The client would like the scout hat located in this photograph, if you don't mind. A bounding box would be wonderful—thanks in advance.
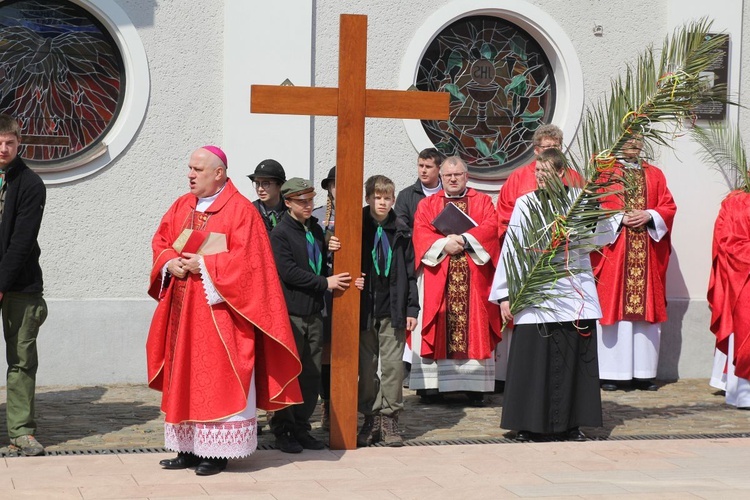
[281,177,316,200]
[248,159,286,182]
[321,166,336,190]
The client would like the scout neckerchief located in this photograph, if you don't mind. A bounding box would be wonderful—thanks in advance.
[305,224,322,275]
[372,224,392,277]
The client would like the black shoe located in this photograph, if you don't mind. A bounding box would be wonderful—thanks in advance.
[466,391,486,407]
[633,379,658,391]
[515,430,532,442]
[566,427,586,442]
[296,432,326,450]
[600,379,620,391]
[159,451,201,469]
[195,457,228,476]
[275,433,303,453]
[419,390,444,404]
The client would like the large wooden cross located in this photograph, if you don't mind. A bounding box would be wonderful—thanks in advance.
[251,13,449,450]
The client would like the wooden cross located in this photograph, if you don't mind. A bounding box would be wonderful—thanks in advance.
[251,13,449,450]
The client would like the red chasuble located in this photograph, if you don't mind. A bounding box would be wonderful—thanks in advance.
[708,191,750,379]
[592,162,676,325]
[146,179,302,424]
[497,161,583,241]
[413,188,501,360]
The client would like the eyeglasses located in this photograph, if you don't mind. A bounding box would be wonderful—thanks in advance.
[441,172,466,179]
[536,144,560,150]
[254,180,276,189]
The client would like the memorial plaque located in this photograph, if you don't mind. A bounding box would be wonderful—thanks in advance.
[694,33,729,121]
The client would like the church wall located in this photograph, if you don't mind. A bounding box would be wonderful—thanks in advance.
[1,0,226,385]
[9,0,746,385]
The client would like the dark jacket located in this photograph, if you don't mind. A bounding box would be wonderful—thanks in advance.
[270,212,329,317]
[0,156,45,294]
[359,207,419,330]
[394,179,426,230]
[252,199,287,233]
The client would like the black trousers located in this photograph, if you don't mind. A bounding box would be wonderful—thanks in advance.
[271,313,323,437]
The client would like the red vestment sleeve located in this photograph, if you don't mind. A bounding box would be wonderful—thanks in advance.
[708,191,750,378]
[497,163,537,241]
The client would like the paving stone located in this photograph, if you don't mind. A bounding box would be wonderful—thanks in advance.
[0,379,747,453]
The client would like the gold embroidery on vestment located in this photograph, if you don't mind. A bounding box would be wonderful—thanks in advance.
[445,199,471,356]
[623,168,648,319]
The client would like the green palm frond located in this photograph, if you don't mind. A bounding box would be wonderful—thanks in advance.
[505,19,729,317]
[504,166,622,315]
[691,122,750,192]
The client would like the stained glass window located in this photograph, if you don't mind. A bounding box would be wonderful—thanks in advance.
[416,15,556,180]
[0,0,125,170]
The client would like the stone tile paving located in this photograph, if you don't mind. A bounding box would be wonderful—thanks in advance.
[0,378,747,453]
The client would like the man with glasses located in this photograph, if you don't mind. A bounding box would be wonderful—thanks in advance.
[411,157,501,406]
[248,159,287,233]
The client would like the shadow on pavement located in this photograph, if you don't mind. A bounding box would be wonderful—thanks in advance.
[0,386,161,447]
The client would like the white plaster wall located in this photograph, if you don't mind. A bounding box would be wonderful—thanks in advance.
[0,0,225,385]
[41,0,224,299]
[311,0,667,206]
[6,0,746,385]
[310,0,739,380]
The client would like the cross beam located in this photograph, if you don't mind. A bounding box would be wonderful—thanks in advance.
[251,14,449,450]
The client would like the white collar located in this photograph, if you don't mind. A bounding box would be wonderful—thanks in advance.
[196,183,226,212]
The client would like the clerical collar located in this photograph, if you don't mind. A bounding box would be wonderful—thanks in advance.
[445,188,468,199]
[421,181,442,197]
[619,158,641,169]
[196,183,226,212]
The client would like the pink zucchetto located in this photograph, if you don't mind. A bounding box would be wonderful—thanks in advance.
[201,145,228,168]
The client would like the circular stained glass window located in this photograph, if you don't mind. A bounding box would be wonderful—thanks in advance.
[416,15,556,180]
[0,0,125,171]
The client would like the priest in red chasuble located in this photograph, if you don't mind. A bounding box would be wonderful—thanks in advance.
[146,146,302,475]
[592,137,676,392]
[410,156,501,405]
[707,190,750,409]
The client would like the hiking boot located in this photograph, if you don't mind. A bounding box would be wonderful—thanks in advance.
[356,415,380,447]
[380,414,404,447]
[9,435,45,456]
[321,400,330,431]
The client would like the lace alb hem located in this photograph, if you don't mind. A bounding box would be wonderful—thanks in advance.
[198,256,224,305]
[164,418,257,459]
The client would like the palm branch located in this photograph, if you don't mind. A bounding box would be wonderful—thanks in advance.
[691,122,750,192]
[504,19,729,317]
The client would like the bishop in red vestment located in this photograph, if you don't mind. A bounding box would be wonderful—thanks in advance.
[147,146,302,475]
[707,190,750,408]
[592,138,676,391]
[410,157,501,401]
